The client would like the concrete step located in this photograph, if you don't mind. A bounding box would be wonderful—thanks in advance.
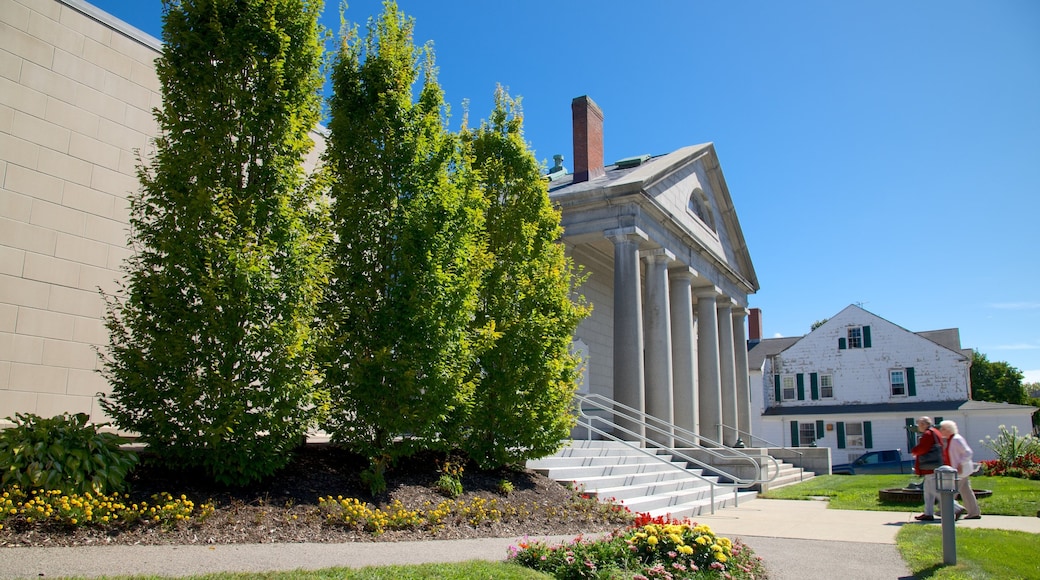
[528,440,769,519]
[531,459,688,482]
[642,490,759,519]
[587,474,721,502]
[527,452,674,469]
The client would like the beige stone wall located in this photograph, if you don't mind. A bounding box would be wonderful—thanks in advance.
[1,0,328,426]
[1,0,163,422]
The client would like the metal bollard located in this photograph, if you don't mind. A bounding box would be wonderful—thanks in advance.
[935,465,959,566]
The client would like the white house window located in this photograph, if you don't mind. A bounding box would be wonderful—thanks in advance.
[847,327,863,349]
[845,422,865,448]
[890,370,906,396]
[820,374,834,398]
[782,376,796,400]
[799,423,817,446]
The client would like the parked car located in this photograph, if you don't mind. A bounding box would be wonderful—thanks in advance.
[832,449,914,475]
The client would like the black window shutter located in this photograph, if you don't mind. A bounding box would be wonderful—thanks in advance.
[774,374,781,402]
[796,374,805,400]
[815,420,825,439]
[863,325,872,348]
[907,367,916,396]
[838,337,846,350]
[837,422,846,449]
[810,372,819,400]
[905,418,916,450]
[790,421,800,447]
[864,421,873,448]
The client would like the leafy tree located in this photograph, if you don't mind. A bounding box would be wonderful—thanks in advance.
[320,1,485,490]
[101,0,328,485]
[810,319,828,331]
[970,350,1026,404]
[457,89,590,468]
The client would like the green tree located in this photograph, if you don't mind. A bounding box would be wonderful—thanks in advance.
[101,0,328,485]
[457,89,590,468]
[320,1,485,489]
[810,319,828,331]
[970,350,1026,404]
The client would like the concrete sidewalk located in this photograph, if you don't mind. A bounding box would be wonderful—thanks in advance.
[3,499,1038,579]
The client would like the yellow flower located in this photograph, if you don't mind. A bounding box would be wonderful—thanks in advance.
[647,535,658,546]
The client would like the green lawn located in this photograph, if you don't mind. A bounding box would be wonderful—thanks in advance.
[760,474,1040,516]
[92,561,552,580]
[898,526,1040,579]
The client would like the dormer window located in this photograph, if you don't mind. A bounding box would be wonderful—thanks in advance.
[687,188,716,232]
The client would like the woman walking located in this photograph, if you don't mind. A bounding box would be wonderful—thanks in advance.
[939,420,981,520]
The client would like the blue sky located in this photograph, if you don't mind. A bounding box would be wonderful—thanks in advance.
[89,0,1040,384]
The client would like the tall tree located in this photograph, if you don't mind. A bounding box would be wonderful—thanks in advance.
[320,1,484,489]
[101,0,328,485]
[459,89,590,468]
[970,350,1026,404]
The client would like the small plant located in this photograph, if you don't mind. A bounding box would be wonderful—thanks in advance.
[0,413,138,496]
[360,454,391,496]
[980,425,1040,464]
[435,459,464,498]
[496,478,515,495]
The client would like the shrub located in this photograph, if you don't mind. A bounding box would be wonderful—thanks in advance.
[0,413,138,496]
[980,424,1040,464]
[980,453,1040,480]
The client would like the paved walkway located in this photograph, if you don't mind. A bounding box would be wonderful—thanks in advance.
[3,499,1039,579]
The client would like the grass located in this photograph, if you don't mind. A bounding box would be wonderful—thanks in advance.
[897,526,1040,579]
[759,474,1040,516]
[79,561,552,579]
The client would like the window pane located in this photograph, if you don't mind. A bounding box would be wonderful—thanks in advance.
[846,422,864,448]
[847,327,862,349]
[799,423,816,446]
[890,370,906,396]
[820,375,833,398]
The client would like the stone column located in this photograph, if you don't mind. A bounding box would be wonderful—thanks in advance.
[641,249,674,445]
[718,299,738,445]
[732,307,752,444]
[669,267,698,439]
[606,227,647,439]
[695,287,722,444]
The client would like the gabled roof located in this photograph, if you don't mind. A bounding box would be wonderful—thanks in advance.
[548,144,758,295]
[757,304,972,362]
[747,337,800,370]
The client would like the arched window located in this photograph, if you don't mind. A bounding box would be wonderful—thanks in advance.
[687,188,716,231]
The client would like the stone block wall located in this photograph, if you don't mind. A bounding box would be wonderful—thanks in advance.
[1,0,162,422]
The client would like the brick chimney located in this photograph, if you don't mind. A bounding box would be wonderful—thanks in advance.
[571,95,605,183]
[748,308,763,344]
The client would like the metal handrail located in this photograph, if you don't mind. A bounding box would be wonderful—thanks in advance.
[574,394,780,512]
[720,423,807,482]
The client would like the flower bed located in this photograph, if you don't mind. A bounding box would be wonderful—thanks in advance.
[509,512,766,579]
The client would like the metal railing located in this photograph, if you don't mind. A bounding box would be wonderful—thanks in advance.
[574,393,781,513]
[719,423,807,483]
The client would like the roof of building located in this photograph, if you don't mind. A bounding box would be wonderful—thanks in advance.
[762,398,1037,416]
[762,399,970,416]
[747,337,800,370]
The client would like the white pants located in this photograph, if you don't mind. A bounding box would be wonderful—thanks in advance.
[922,473,937,516]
